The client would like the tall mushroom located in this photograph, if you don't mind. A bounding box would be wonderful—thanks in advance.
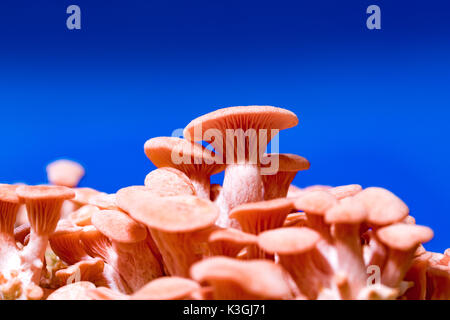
[376,223,433,288]
[229,198,294,258]
[16,185,75,298]
[123,194,219,277]
[325,196,368,299]
[261,153,310,200]
[184,106,298,227]
[144,137,225,199]
[257,227,334,299]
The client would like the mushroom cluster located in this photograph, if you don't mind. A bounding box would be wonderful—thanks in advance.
[0,106,448,300]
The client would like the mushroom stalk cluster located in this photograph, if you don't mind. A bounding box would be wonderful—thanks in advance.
[0,105,448,300]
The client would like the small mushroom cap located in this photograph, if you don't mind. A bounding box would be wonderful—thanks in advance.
[130,276,200,300]
[127,195,219,233]
[91,209,147,243]
[0,184,21,203]
[144,137,225,176]
[229,197,294,220]
[209,228,258,245]
[262,153,310,172]
[294,190,337,215]
[16,185,75,201]
[328,184,362,200]
[88,193,118,210]
[354,187,409,226]
[46,159,85,188]
[69,205,100,226]
[190,256,294,299]
[325,197,367,224]
[144,168,196,196]
[184,105,299,142]
[257,227,321,255]
[72,188,104,206]
[46,281,95,300]
[377,224,434,251]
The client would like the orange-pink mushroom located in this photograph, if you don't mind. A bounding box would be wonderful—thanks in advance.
[144,137,225,199]
[207,228,257,258]
[46,159,85,188]
[190,256,296,300]
[123,194,219,277]
[258,227,333,299]
[377,223,433,288]
[261,153,310,200]
[184,106,298,227]
[144,167,196,196]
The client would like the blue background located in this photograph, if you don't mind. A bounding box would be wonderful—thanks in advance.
[0,1,449,251]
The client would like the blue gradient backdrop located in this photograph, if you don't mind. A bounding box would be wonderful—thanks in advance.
[0,1,449,251]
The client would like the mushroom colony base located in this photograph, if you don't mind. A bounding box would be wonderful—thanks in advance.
[0,105,449,300]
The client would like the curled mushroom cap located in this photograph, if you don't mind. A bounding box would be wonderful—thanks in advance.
[325,197,367,225]
[88,193,118,210]
[377,224,434,252]
[208,228,258,257]
[261,153,310,199]
[128,195,219,233]
[144,167,196,196]
[229,198,293,234]
[49,223,86,264]
[184,106,298,142]
[327,184,362,200]
[258,227,321,255]
[354,187,409,226]
[72,188,104,206]
[46,160,85,188]
[16,185,75,235]
[144,137,225,199]
[294,190,337,215]
[91,209,147,244]
[190,256,295,300]
[46,281,95,300]
[130,277,200,300]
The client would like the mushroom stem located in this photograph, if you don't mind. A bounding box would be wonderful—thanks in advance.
[190,174,211,200]
[20,231,48,284]
[332,224,367,299]
[221,163,263,227]
[381,248,417,288]
[149,229,205,278]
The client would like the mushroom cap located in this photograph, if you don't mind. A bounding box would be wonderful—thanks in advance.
[208,228,257,245]
[262,153,310,172]
[69,205,100,226]
[46,281,95,300]
[184,105,299,142]
[46,159,85,188]
[144,168,196,196]
[72,188,104,206]
[325,197,367,224]
[88,193,118,210]
[16,185,75,201]
[91,209,147,243]
[294,190,337,215]
[144,137,225,176]
[377,224,434,251]
[229,197,294,220]
[127,195,219,233]
[257,227,321,255]
[190,256,294,299]
[0,184,21,203]
[354,187,409,226]
[130,276,200,300]
[328,184,362,200]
